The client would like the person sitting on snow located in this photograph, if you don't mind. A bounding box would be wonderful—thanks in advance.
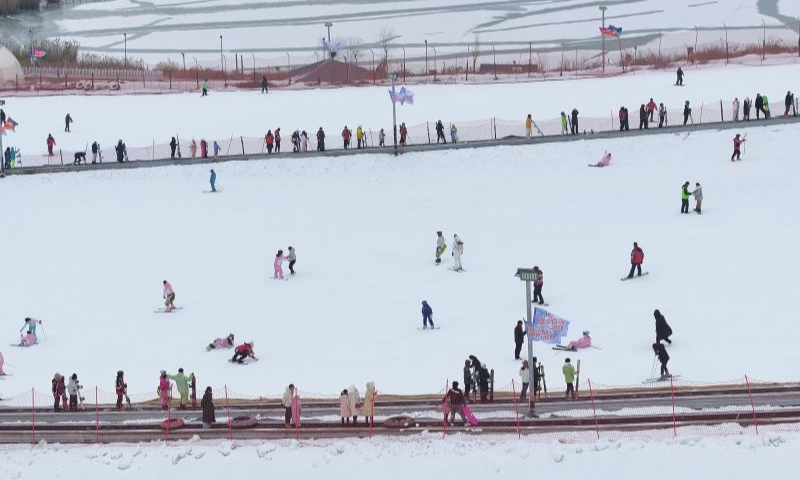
[207,334,235,351]
[566,331,592,350]
[590,152,612,167]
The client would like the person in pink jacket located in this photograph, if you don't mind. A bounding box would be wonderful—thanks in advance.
[162,280,175,311]
[273,250,287,280]
[567,331,592,350]
[158,371,171,410]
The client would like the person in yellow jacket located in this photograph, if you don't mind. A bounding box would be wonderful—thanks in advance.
[525,114,533,138]
[356,126,365,149]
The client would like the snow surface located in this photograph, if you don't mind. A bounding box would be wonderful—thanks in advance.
[1,432,800,479]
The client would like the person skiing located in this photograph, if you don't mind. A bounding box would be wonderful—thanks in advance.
[282,384,295,428]
[162,280,176,311]
[743,97,751,121]
[519,360,530,401]
[168,368,191,410]
[275,128,282,153]
[652,342,670,379]
[46,134,56,157]
[654,309,673,344]
[570,108,579,135]
[658,103,668,127]
[287,246,297,275]
[67,373,83,412]
[316,127,326,151]
[207,333,235,351]
[532,266,544,305]
[158,372,170,410]
[675,66,684,86]
[342,126,351,149]
[356,125,364,149]
[692,182,703,213]
[755,93,764,119]
[273,249,287,279]
[442,381,467,426]
[20,317,41,338]
[52,374,66,412]
[260,75,269,94]
[514,320,525,360]
[435,231,447,264]
[169,137,178,159]
[681,181,691,214]
[733,97,740,122]
[378,128,385,147]
[421,300,434,329]
[683,101,692,125]
[639,104,648,130]
[646,98,657,122]
[64,113,73,132]
[231,342,257,364]
[560,112,568,135]
[201,387,215,428]
[627,242,644,278]
[115,370,127,410]
[562,358,576,400]
[201,79,209,97]
[436,120,446,144]
[209,169,217,192]
[452,234,464,271]
[566,331,592,350]
[731,133,745,162]
[525,114,533,138]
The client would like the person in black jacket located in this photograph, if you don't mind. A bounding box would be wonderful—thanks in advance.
[683,101,692,125]
[570,108,579,135]
[477,365,490,403]
[514,320,526,360]
[201,387,215,428]
[675,66,684,86]
[654,309,673,344]
[115,140,125,163]
[261,75,269,94]
[639,104,648,129]
[169,137,177,159]
[755,94,764,119]
[652,343,670,379]
[463,360,473,402]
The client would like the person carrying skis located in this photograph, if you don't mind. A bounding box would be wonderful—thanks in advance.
[168,368,191,410]
[273,249,287,279]
[210,169,217,192]
[287,246,297,275]
[675,66,684,86]
[316,127,326,151]
[162,280,176,311]
[562,358,576,400]
[692,182,703,213]
[452,234,464,271]
[731,133,746,162]
[64,113,73,132]
[442,381,467,425]
[654,309,673,344]
[762,94,771,118]
[46,134,56,157]
[652,342,670,379]
[525,114,533,138]
[158,372,170,410]
[435,231,447,264]
[532,266,544,305]
[514,320,526,360]
[627,242,644,278]
[683,101,692,125]
[681,181,691,214]
[231,342,257,364]
[115,370,127,410]
[421,300,434,329]
[67,373,83,412]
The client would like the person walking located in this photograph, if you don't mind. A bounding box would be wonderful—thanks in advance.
[64,113,73,132]
[514,320,525,360]
[627,242,644,278]
[675,66,684,86]
[532,266,544,305]
[421,300,434,329]
[646,98,657,122]
[692,182,703,213]
[654,309,673,344]
[261,75,269,93]
[287,246,297,275]
[46,134,56,157]
[652,343,671,379]
[519,360,530,402]
[452,234,464,271]
[436,120,447,144]
[201,387,215,428]
[562,358,576,400]
[681,181,691,214]
[210,169,217,192]
[201,79,209,97]
[435,231,447,264]
[282,384,295,428]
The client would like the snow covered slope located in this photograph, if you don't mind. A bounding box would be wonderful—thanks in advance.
[0,120,797,397]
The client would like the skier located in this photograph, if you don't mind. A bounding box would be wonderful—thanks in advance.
[683,101,692,125]
[46,134,56,157]
[162,280,176,311]
[201,387,215,428]
[654,309,673,344]
[287,246,297,275]
[342,126,351,149]
[652,342,670,379]
[168,368,191,410]
[570,108,579,135]
[260,75,269,94]
[158,372,170,410]
[52,374,66,412]
[275,128,282,153]
[732,97,740,122]
[675,66,684,86]
[378,128,385,147]
[316,127,326,151]
[562,358,576,400]
[436,120,446,144]
[190,139,197,158]
[356,126,364,149]
[692,182,703,213]
[627,242,644,279]
[566,331,592,350]
[435,231,447,264]
[638,104,648,129]
[282,384,295,428]
[442,381,467,426]
[658,103,668,128]
[525,114,533,138]
[452,234,464,271]
[755,93,764,119]
[681,181,691,214]
[64,113,73,132]
[67,373,83,412]
[273,249,287,279]
[514,320,525,360]
[207,333,235,351]
[20,317,41,338]
[300,131,308,152]
[201,79,209,97]
[210,169,217,192]
[450,124,458,143]
[743,97,751,121]
[169,137,178,159]
[560,112,568,135]
[115,370,127,410]
[213,141,221,157]
[731,134,745,161]
[646,98,657,122]
[421,300,434,329]
[532,266,544,305]
[231,342,257,364]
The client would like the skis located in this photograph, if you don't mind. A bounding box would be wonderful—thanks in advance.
[154,306,183,313]
[552,345,576,352]
[417,327,441,331]
[620,272,649,281]
[531,302,550,307]
[228,359,256,365]
[448,267,466,272]
[642,375,680,384]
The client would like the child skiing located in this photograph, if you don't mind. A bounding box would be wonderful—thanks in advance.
[162,280,176,311]
[731,134,745,161]
[652,342,671,379]
[626,242,644,279]
[273,250,287,279]
[207,333,235,351]
[435,231,447,264]
[421,300,434,329]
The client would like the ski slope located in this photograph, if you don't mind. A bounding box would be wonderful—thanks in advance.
[0,119,798,398]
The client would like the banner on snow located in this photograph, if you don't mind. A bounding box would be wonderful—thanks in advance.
[526,307,570,344]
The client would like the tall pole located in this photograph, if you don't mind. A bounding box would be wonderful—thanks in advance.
[219,35,223,71]
[425,40,428,80]
[600,6,607,76]
[390,73,398,157]
[525,280,536,416]
[124,32,127,68]
[324,22,333,59]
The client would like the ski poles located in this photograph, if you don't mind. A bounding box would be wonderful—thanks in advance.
[37,320,47,342]
[649,356,658,380]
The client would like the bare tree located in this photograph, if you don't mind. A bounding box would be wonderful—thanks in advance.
[472,34,480,72]
[377,27,395,63]
[341,36,365,67]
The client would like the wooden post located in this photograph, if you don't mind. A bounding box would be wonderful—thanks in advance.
[745,375,760,434]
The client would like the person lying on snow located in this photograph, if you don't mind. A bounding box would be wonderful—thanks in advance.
[207,333,235,351]
[566,331,592,350]
[589,152,612,167]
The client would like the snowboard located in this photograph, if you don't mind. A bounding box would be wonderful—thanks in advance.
[620,272,649,281]
[154,306,183,313]
[462,404,479,426]
[642,375,680,384]
[417,326,441,331]
[448,267,466,272]
[9,343,35,348]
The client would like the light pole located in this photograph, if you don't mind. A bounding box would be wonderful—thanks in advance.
[599,6,607,76]
[324,22,333,58]
[370,49,375,83]
[515,268,539,416]
[181,52,186,71]
[389,72,398,157]
[219,35,223,71]
[432,45,437,82]
[123,32,127,68]
[424,40,428,79]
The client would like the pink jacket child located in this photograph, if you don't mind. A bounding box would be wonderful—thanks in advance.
[567,331,592,350]
[273,250,287,279]
[158,373,171,410]
[20,332,37,347]
[207,334,235,351]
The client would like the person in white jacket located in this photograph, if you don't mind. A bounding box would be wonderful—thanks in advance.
[348,385,361,425]
[732,98,740,122]
[452,234,464,271]
[67,373,83,412]
[282,384,295,428]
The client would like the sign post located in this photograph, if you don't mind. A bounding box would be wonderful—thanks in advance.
[515,268,537,416]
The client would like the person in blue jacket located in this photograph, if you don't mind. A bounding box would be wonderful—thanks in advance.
[421,301,434,329]
[209,169,217,192]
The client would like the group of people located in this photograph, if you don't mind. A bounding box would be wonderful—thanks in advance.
[433,231,465,271]
[273,247,297,279]
[51,373,83,412]
[680,181,703,214]
[338,382,377,426]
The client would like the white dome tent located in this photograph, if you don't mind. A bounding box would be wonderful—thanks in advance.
[0,45,23,86]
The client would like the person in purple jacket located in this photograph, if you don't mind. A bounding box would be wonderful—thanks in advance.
[421,301,434,329]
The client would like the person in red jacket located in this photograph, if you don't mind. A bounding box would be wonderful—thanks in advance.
[442,381,467,426]
[52,373,66,412]
[46,134,56,157]
[342,126,351,149]
[731,133,745,161]
[646,98,657,122]
[265,130,275,154]
[627,242,644,278]
[231,342,257,364]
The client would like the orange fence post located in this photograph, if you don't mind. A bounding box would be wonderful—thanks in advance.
[95,386,99,444]
[669,376,677,437]
[294,391,301,441]
[224,385,232,440]
[511,380,521,439]
[744,375,759,434]
[369,390,376,439]
[31,388,36,445]
[588,379,600,440]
